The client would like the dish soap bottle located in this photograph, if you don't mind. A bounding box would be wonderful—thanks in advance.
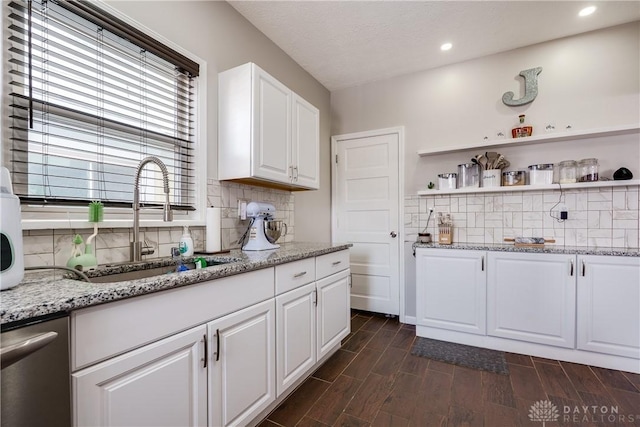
[179,226,194,257]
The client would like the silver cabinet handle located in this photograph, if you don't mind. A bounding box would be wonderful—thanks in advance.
[390,231,397,238]
[582,260,586,277]
[332,261,342,266]
[570,260,574,276]
[1,331,58,369]
[293,271,307,278]
[293,166,299,181]
[481,256,485,272]
[313,289,318,306]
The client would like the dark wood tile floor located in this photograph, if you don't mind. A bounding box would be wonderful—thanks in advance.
[259,310,640,427]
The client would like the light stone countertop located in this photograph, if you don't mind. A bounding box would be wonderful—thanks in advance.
[1,242,351,326]
[412,242,640,256]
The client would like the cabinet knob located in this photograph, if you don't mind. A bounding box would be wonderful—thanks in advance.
[390,231,397,238]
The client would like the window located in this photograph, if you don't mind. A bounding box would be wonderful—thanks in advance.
[4,0,200,216]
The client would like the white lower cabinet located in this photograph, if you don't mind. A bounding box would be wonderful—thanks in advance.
[72,251,352,426]
[577,255,640,358]
[487,252,576,348]
[276,283,316,396]
[416,248,640,372]
[275,259,351,396]
[73,325,207,427]
[208,299,276,427]
[416,248,486,335]
[316,269,351,359]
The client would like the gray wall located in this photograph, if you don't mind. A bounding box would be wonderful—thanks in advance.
[331,22,640,194]
[106,0,332,243]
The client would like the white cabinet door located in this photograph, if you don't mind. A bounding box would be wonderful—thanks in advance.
[218,63,319,190]
[252,66,292,184]
[416,248,486,335]
[275,282,316,396]
[208,299,276,427]
[577,255,640,358]
[316,269,351,359]
[487,252,576,348]
[292,93,319,189]
[73,325,207,427]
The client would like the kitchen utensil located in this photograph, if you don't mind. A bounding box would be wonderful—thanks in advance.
[264,220,288,243]
[0,167,24,290]
[457,163,480,188]
[473,154,486,169]
[485,152,499,169]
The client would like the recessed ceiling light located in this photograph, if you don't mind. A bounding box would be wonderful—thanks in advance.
[440,43,452,51]
[579,6,596,17]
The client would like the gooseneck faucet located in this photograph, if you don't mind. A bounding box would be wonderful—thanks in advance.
[131,156,173,261]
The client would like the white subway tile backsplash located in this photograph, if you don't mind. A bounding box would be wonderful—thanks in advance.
[613,210,639,220]
[22,180,295,268]
[588,201,612,211]
[408,186,639,249]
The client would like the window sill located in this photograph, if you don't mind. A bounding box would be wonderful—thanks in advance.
[21,218,206,231]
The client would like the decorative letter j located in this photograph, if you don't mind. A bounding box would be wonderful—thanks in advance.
[502,67,543,106]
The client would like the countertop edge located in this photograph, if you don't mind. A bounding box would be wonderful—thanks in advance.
[1,243,352,326]
[412,242,640,257]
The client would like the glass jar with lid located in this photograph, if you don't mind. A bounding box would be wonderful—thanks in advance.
[578,158,599,182]
[558,160,577,184]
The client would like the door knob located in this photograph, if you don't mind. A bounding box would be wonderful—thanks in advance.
[390,231,397,238]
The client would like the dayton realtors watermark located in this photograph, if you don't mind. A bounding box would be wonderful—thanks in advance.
[529,400,638,425]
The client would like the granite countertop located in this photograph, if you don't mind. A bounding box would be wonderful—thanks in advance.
[1,242,351,326]
[412,242,640,256]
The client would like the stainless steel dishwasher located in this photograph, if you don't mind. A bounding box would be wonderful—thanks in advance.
[1,313,71,427]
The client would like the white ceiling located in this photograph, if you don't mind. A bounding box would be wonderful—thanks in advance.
[228,1,640,91]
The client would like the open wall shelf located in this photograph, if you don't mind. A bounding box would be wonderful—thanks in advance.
[417,179,640,196]
[416,124,640,157]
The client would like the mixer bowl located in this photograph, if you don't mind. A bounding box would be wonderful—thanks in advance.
[264,220,288,243]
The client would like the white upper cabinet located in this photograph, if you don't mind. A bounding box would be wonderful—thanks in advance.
[218,63,319,190]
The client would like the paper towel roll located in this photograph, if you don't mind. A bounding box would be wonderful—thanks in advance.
[205,207,221,253]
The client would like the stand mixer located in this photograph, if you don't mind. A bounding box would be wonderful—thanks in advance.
[242,202,280,251]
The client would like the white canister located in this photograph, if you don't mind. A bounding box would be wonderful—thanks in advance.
[528,164,554,185]
[0,167,24,290]
[438,173,457,190]
[482,169,501,187]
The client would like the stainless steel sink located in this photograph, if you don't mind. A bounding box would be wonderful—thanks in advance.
[82,259,237,284]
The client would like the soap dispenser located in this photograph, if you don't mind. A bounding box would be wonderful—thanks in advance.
[179,226,194,257]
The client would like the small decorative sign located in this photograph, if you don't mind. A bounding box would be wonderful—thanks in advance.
[502,67,543,106]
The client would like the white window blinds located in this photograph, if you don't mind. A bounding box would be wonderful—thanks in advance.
[6,0,198,210]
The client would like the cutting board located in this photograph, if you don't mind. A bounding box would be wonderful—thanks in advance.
[504,238,556,247]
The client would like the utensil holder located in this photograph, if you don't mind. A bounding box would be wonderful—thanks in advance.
[438,226,453,244]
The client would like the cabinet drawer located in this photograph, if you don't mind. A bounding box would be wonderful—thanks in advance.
[72,268,275,371]
[316,250,350,280]
[275,258,315,295]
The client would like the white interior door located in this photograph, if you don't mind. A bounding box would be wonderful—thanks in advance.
[332,128,402,316]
